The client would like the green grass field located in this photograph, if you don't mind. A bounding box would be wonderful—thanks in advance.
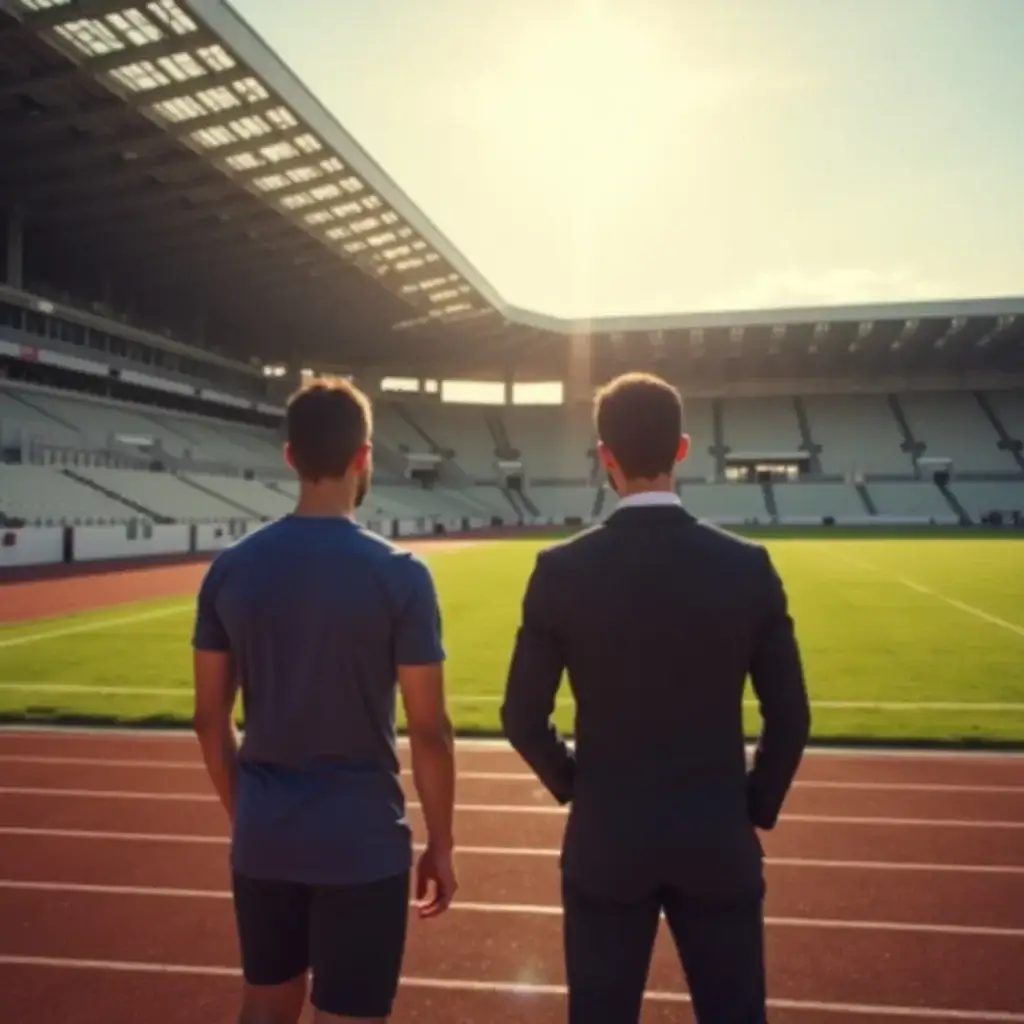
[1,533,1023,745]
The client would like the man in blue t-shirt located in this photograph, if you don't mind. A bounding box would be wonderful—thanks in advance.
[192,379,457,1023]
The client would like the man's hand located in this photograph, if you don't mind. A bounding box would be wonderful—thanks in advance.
[414,844,458,919]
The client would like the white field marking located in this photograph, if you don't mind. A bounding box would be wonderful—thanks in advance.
[1,785,1022,829]
[0,683,190,697]
[1,754,1023,795]
[0,723,1022,760]
[2,825,1023,877]
[1,878,1022,940]
[4,681,1024,714]
[826,545,1024,639]
[1,957,1022,1023]
[0,603,193,650]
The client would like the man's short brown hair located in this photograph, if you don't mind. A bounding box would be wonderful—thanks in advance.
[286,379,372,481]
[594,372,683,480]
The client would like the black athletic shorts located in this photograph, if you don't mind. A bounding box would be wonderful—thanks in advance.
[232,869,410,1018]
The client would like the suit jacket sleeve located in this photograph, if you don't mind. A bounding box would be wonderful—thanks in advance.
[501,551,575,804]
[746,547,811,829]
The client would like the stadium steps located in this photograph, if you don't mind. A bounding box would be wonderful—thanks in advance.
[855,482,878,515]
[518,489,540,516]
[485,411,519,460]
[393,406,480,487]
[8,391,81,434]
[792,397,823,474]
[176,475,264,519]
[710,399,729,479]
[140,413,195,446]
[395,405,447,456]
[369,440,411,481]
[936,480,971,523]
[60,468,171,523]
[500,486,523,520]
[974,392,1024,471]
[886,394,926,473]
[760,479,779,520]
[591,485,606,519]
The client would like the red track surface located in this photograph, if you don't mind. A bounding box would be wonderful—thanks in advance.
[0,730,1021,1023]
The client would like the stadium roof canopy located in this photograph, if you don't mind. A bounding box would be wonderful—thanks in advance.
[1,0,1023,385]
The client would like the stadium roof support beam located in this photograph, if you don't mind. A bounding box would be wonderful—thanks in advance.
[0,96,123,139]
[41,181,259,226]
[3,202,24,289]
[5,146,204,194]
[1,124,178,173]
[0,64,79,99]
[116,218,318,264]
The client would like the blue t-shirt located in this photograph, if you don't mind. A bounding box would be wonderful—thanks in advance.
[192,515,444,886]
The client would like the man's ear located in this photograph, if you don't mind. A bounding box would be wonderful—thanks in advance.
[597,442,616,471]
[676,435,691,464]
[283,442,295,471]
[351,442,372,472]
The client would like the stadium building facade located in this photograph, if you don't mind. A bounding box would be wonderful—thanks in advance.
[1,0,1023,569]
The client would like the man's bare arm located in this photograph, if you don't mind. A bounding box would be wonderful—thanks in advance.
[192,650,240,821]
[399,662,455,853]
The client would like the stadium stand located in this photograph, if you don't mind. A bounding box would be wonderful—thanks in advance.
[0,463,133,525]
[6,379,1024,530]
[802,394,913,476]
[0,0,1021,551]
[773,482,866,522]
[722,397,803,456]
[900,392,1014,474]
[504,405,596,481]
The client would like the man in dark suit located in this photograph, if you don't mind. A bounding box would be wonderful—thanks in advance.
[501,372,811,1024]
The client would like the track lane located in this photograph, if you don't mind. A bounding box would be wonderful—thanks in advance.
[0,831,1021,930]
[1,887,1022,1014]
[2,791,1022,867]
[2,760,1022,821]
[11,962,1009,1024]
[2,731,1024,787]
[1,731,1023,1021]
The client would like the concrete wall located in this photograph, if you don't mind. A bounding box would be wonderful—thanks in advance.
[73,524,192,563]
[0,514,496,571]
[0,526,64,568]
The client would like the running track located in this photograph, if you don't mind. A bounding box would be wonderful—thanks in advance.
[0,729,1022,1022]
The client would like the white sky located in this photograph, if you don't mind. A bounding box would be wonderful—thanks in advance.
[233,0,1024,325]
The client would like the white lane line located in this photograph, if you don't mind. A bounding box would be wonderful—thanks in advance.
[2,956,1022,1021]
[0,604,192,650]
[1,725,1021,760]
[3,682,1023,713]
[826,546,1024,639]
[1,879,1021,939]
[1,825,1022,876]
[1,786,1022,829]
[2,754,1022,794]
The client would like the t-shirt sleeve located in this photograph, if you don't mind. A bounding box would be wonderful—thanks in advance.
[394,556,445,666]
[192,556,230,653]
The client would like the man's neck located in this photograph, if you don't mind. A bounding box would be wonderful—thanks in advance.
[617,476,675,499]
[293,483,355,519]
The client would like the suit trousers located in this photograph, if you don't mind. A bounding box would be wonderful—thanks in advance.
[562,874,767,1024]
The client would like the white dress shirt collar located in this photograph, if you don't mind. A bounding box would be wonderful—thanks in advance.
[613,490,683,511]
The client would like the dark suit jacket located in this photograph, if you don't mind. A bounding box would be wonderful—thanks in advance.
[501,503,810,902]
